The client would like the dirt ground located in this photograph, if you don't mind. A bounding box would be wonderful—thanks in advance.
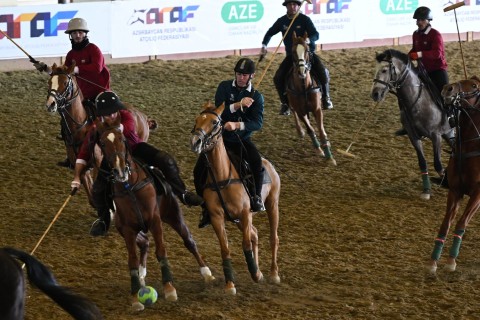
[1,40,480,320]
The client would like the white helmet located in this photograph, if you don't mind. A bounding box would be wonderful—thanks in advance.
[65,18,89,34]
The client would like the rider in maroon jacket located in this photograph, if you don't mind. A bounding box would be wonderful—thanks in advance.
[396,6,449,136]
[71,91,203,236]
[34,18,110,167]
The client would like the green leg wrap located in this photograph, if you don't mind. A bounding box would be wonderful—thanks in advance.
[431,234,446,261]
[222,258,235,283]
[321,142,333,158]
[158,257,173,284]
[449,229,465,259]
[130,269,141,295]
[421,171,431,192]
[244,250,258,276]
[308,132,321,148]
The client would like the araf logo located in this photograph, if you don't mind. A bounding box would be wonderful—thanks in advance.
[221,1,264,23]
[126,6,199,25]
[0,11,77,39]
[304,0,352,14]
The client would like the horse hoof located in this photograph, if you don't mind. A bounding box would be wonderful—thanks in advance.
[164,288,178,302]
[425,263,437,275]
[269,274,281,284]
[420,193,431,200]
[253,271,264,283]
[444,261,457,272]
[132,301,144,311]
[200,266,215,282]
[327,157,337,166]
[225,287,237,295]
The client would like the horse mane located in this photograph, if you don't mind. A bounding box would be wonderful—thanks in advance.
[50,62,76,76]
[376,49,408,65]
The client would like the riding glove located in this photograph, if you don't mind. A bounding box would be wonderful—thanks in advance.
[33,61,47,72]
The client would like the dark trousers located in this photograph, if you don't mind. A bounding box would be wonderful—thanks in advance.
[428,69,449,97]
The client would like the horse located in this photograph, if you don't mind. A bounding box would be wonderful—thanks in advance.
[0,247,103,320]
[427,76,480,274]
[45,62,156,209]
[96,121,214,310]
[286,31,336,165]
[370,49,454,200]
[190,101,280,295]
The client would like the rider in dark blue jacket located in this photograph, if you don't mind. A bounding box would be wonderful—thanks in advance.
[260,0,333,114]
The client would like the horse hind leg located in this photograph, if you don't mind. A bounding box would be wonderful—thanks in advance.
[158,195,214,282]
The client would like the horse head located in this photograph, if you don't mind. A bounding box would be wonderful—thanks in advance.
[190,101,224,154]
[291,31,310,80]
[98,118,131,183]
[442,76,480,108]
[46,62,77,113]
[371,49,409,102]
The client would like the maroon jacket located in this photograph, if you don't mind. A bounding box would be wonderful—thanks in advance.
[65,42,110,100]
[409,25,448,73]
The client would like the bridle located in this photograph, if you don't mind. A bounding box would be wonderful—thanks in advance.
[293,42,311,80]
[446,81,480,109]
[191,109,224,153]
[372,58,413,96]
[47,72,81,113]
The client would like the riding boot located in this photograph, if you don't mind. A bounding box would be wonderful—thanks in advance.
[154,151,204,206]
[198,204,211,229]
[90,209,110,237]
[57,158,73,169]
[395,128,408,136]
[321,82,333,110]
[251,168,265,212]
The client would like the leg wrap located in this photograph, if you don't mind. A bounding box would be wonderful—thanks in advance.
[244,250,258,276]
[158,257,174,284]
[321,139,333,158]
[431,234,446,261]
[308,131,321,148]
[421,171,431,192]
[449,229,465,259]
[222,258,235,283]
[130,269,141,295]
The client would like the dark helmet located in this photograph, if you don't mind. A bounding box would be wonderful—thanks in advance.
[413,6,433,20]
[234,58,255,74]
[282,0,302,6]
[95,91,126,116]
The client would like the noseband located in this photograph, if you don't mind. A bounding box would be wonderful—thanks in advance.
[192,110,223,153]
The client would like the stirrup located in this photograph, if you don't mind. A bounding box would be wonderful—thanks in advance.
[90,219,107,237]
[279,103,290,116]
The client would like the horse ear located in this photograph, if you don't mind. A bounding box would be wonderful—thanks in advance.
[216,103,225,114]
[66,61,76,75]
[202,100,212,110]
[303,31,308,40]
[52,62,57,70]
[292,31,297,39]
[471,75,480,82]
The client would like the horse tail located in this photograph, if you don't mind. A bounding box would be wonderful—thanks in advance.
[4,247,104,320]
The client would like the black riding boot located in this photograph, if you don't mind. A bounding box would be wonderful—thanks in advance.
[90,209,111,237]
[251,168,265,212]
[91,165,111,236]
[154,151,204,206]
[198,204,211,229]
[321,82,333,110]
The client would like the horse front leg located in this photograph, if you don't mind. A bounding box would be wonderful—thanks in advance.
[158,195,214,282]
[136,231,149,287]
[445,191,480,272]
[264,194,280,284]
[409,138,430,200]
[313,107,336,165]
[211,213,236,295]
[428,189,461,274]
[150,214,177,302]
[237,216,263,283]
[119,228,144,310]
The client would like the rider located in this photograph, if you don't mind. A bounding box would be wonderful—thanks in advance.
[71,91,204,236]
[193,58,265,228]
[260,0,333,115]
[396,6,449,136]
[34,17,110,167]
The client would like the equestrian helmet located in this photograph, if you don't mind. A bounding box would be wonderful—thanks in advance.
[65,18,89,34]
[95,91,126,116]
[234,58,255,74]
[413,6,433,20]
[282,0,302,6]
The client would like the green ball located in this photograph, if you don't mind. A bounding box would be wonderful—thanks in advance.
[137,286,158,305]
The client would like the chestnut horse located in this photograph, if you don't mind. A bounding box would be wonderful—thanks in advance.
[45,63,155,208]
[286,31,336,165]
[0,247,103,320]
[427,76,480,273]
[371,49,454,200]
[190,101,280,295]
[96,121,213,310]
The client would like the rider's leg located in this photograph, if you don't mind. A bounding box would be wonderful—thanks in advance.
[90,161,111,236]
[310,54,333,110]
[134,142,203,206]
[240,139,265,212]
[274,57,293,115]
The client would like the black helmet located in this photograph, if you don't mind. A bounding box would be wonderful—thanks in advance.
[413,6,433,20]
[282,0,302,6]
[234,58,255,74]
[95,91,126,116]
